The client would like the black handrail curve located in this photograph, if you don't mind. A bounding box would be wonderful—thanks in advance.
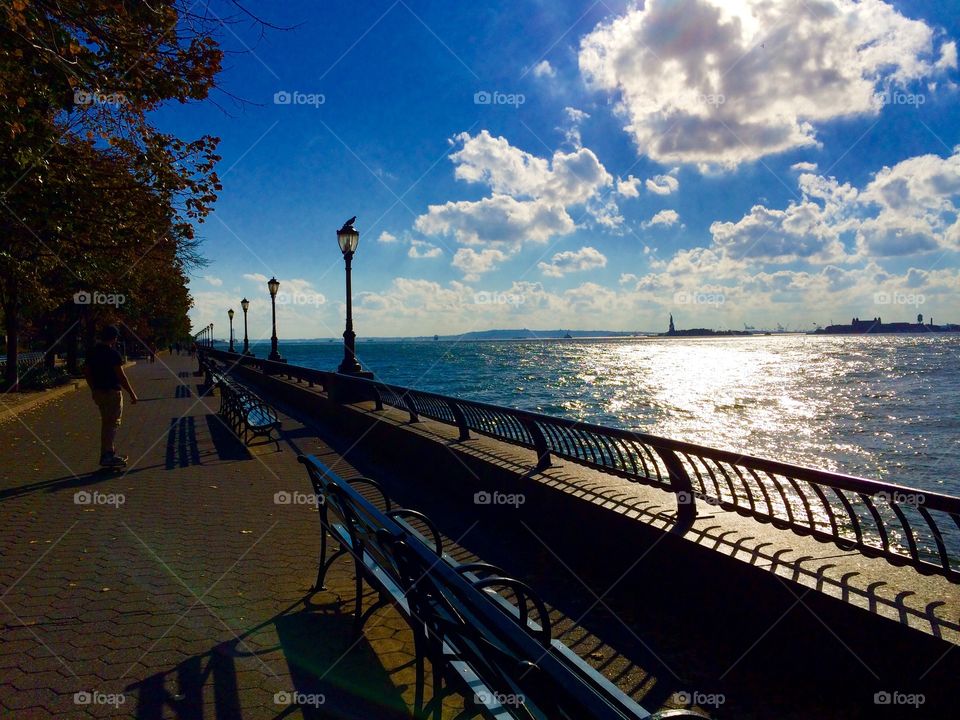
[206,348,960,582]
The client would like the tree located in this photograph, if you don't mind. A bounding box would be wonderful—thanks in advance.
[1,0,235,388]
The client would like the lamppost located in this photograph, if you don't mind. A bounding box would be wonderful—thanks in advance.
[336,217,369,376]
[267,277,283,362]
[228,308,235,352]
[208,323,213,348]
[241,297,251,355]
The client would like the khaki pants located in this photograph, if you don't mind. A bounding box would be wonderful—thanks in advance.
[92,389,123,456]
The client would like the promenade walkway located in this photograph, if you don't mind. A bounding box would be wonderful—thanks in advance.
[0,354,433,719]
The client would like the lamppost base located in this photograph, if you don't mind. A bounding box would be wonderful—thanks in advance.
[268,353,285,363]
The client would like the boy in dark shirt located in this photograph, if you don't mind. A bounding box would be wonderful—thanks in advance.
[83,325,138,466]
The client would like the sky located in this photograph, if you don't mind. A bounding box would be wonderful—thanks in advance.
[163,0,960,340]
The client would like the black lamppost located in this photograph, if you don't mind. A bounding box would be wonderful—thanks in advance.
[228,308,235,352]
[209,323,214,348]
[267,277,283,362]
[336,217,368,375]
[240,297,251,355]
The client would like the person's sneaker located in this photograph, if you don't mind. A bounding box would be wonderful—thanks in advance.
[100,453,127,467]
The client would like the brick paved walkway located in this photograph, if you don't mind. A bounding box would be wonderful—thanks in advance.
[0,354,432,719]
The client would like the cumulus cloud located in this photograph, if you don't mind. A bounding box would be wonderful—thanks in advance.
[378,231,398,243]
[415,130,616,279]
[579,0,954,168]
[645,174,679,195]
[532,60,556,78]
[408,239,443,259]
[616,175,642,198]
[452,248,510,281]
[705,147,960,263]
[538,246,608,277]
[204,275,223,287]
[643,209,680,228]
[791,161,819,172]
[243,272,269,283]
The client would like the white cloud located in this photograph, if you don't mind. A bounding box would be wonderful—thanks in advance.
[408,239,443,259]
[415,131,616,279]
[204,275,223,287]
[791,161,819,172]
[645,174,679,195]
[243,272,269,283]
[616,175,642,198]
[378,231,398,243]
[644,209,680,228]
[532,60,556,78]
[710,201,846,263]
[538,246,608,277]
[451,248,510,281]
[416,194,575,248]
[579,0,954,168]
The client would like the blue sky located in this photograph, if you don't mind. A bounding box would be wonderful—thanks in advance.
[165,0,960,339]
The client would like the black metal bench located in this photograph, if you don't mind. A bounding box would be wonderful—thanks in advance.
[207,363,281,451]
[297,454,706,720]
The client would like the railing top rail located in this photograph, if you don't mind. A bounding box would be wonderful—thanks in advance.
[206,348,960,511]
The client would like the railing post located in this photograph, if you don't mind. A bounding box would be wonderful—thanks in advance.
[653,447,696,525]
[448,400,470,441]
[401,392,420,423]
[520,418,551,471]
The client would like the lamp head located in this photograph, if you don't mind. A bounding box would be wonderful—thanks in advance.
[337,218,360,255]
[228,308,234,320]
[267,277,280,297]
[241,297,249,312]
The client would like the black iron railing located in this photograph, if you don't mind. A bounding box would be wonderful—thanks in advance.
[203,348,960,582]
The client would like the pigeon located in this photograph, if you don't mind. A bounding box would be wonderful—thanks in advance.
[340,216,357,230]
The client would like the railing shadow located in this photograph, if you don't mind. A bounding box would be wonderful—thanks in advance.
[126,597,413,720]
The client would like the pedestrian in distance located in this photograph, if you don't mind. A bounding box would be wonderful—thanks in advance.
[83,325,138,467]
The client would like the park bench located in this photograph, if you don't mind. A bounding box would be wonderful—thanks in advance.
[0,351,45,376]
[297,454,706,720]
[205,361,281,451]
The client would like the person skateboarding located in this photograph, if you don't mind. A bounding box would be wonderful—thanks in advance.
[83,325,138,467]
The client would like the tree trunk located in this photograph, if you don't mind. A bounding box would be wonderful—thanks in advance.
[3,282,19,391]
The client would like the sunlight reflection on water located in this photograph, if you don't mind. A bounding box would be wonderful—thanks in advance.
[270,334,960,494]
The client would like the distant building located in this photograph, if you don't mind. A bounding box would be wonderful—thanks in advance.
[668,314,675,335]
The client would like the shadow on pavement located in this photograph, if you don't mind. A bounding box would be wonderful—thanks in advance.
[126,599,411,720]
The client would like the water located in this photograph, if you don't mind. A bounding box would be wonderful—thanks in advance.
[246,335,960,495]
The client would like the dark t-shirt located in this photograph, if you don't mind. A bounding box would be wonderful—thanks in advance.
[87,343,123,390]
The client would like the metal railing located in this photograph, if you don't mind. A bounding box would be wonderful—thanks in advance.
[204,348,960,582]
